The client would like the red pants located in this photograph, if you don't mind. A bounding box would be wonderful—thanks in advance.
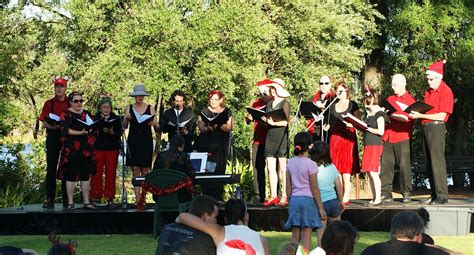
[91,150,119,200]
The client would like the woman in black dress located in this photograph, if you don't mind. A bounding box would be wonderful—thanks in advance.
[262,78,291,206]
[123,84,157,205]
[57,92,96,209]
[194,90,234,201]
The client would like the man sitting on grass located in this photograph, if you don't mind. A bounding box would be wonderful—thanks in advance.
[362,211,461,255]
[156,195,218,255]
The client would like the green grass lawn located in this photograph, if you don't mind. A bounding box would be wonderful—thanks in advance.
[0,232,472,254]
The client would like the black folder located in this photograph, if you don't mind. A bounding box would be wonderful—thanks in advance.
[299,101,320,118]
[404,101,433,114]
[246,107,287,122]
[200,111,229,126]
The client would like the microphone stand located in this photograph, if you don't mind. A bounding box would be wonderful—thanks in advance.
[291,93,304,137]
[117,107,131,209]
[306,94,339,132]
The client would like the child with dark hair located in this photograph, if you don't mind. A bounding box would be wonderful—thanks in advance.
[310,141,344,246]
[177,198,269,255]
[284,132,326,251]
[321,220,358,255]
[417,208,435,244]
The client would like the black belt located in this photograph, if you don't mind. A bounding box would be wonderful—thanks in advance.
[422,121,444,126]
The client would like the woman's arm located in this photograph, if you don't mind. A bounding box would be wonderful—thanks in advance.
[123,106,130,129]
[260,235,270,255]
[334,173,345,210]
[310,174,327,221]
[286,170,292,202]
[68,128,88,136]
[176,213,225,245]
[220,116,234,132]
[367,115,385,136]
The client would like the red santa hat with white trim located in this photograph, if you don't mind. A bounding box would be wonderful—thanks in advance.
[426,60,446,78]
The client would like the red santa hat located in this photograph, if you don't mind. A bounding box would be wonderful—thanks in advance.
[268,78,290,98]
[257,79,272,95]
[426,60,446,78]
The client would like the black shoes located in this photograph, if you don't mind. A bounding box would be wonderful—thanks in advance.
[429,198,448,205]
[381,195,393,203]
[42,199,54,209]
[402,193,412,203]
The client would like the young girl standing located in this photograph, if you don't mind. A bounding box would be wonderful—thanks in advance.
[362,88,389,206]
[284,132,326,251]
[310,141,344,246]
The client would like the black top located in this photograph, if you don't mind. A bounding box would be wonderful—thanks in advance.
[361,239,449,255]
[330,100,360,124]
[94,112,123,150]
[156,223,216,255]
[194,107,232,152]
[363,111,390,146]
[160,107,196,152]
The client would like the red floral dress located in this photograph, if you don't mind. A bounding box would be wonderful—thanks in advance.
[57,109,96,182]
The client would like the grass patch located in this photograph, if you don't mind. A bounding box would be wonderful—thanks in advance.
[0,232,472,254]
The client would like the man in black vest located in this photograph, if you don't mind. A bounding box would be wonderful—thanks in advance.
[158,90,196,152]
[156,195,218,255]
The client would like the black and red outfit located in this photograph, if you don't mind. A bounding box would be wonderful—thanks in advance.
[91,113,123,201]
[250,98,269,202]
[306,91,335,142]
[361,111,389,172]
[57,110,96,182]
[328,100,360,175]
[39,96,70,205]
[381,91,416,199]
[422,81,454,202]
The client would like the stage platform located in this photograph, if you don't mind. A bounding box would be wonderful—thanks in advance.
[1,197,473,235]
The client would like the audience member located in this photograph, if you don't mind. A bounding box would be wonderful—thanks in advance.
[417,207,435,245]
[320,221,358,255]
[177,198,269,255]
[0,246,38,255]
[156,195,218,255]
[362,211,461,255]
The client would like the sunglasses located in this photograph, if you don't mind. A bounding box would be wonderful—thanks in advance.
[72,99,84,103]
[337,90,346,93]
[319,82,330,85]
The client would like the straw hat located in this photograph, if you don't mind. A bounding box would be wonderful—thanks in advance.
[128,84,149,97]
[268,78,290,98]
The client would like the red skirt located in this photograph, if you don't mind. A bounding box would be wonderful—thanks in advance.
[329,126,360,175]
[361,145,383,172]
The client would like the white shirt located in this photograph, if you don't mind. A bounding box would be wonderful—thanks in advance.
[216,225,265,255]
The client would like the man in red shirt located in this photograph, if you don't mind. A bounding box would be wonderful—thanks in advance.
[410,60,454,205]
[245,79,273,203]
[381,74,416,203]
[39,76,70,208]
[306,75,335,143]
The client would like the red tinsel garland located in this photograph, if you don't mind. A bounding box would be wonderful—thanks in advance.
[137,178,195,211]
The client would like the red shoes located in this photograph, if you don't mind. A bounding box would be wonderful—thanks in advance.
[263,197,279,206]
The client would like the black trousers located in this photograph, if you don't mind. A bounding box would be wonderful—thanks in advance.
[422,123,448,200]
[45,131,67,204]
[255,144,266,202]
[380,140,412,197]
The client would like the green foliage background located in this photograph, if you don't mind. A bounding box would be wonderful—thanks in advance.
[0,0,472,204]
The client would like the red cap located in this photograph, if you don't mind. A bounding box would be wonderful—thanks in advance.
[54,77,68,87]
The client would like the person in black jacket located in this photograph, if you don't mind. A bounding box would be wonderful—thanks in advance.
[91,96,123,206]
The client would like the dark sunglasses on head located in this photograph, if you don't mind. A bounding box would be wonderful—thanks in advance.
[319,82,330,85]
[72,99,84,103]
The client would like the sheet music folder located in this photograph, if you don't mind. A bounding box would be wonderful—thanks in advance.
[341,113,368,132]
[245,107,287,122]
[299,101,320,118]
